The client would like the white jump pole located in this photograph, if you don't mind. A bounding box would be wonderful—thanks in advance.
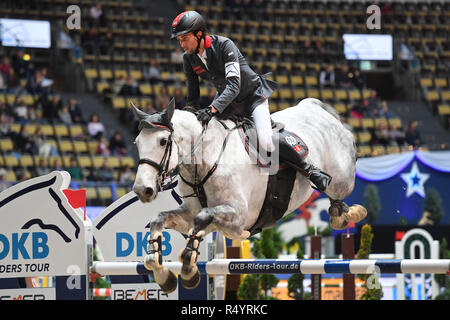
[91,259,450,276]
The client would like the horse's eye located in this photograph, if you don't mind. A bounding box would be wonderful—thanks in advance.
[160,138,167,146]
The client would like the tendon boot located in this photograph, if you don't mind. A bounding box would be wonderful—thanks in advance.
[275,133,332,193]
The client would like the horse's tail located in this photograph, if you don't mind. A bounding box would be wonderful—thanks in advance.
[306,98,340,121]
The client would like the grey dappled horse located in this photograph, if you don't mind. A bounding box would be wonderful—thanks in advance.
[132,98,367,293]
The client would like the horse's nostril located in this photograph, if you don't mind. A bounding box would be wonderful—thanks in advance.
[145,187,154,197]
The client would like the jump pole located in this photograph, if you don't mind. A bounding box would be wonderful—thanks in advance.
[91,259,450,276]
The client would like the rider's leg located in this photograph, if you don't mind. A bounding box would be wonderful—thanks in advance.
[274,133,332,193]
[251,99,275,152]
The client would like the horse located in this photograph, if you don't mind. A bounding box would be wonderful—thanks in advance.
[131,97,367,293]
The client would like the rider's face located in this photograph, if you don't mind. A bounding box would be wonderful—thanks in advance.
[177,32,201,54]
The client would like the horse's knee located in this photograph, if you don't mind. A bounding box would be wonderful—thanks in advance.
[193,208,214,232]
[149,213,167,233]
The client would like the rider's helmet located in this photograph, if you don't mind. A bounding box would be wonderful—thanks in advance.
[170,11,206,39]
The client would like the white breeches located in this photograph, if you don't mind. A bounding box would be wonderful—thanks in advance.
[251,99,274,152]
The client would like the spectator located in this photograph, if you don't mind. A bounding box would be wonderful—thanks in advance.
[6,68,19,93]
[171,47,184,65]
[335,64,353,89]
[319,64,335,87]
[89,3,106,27]
[100,32,114,56]
[51,158,64,171]
[155,86,170,111]
[0,57,12,83]
[13,126,36,154]
[0,168,11,192]
[11,50,30,79]
[13,97,28,125]
[142,100,157,114]
[350,101,364,119]
[43,95,62,123]
[87,113,105,139]
[352,69,365,90]
[379,100,393,119]
[119,76,141,96]
[0,70,5,93]
[388,123,405,146]
[35,127,58,157]
[144,58,162,84]
[36,158,51,176]
[97,162,114,182]
[365,89,380,111]
[59,105,72,125]
[405,120,422,149]
[113,75,127,94]
[66,157,84,181]
[118,165,133,185]
[68,98,85,124]
[0,113,12,136]
[96,133,111,156]
[174,87,186,109]
[374,121,390,146]
[108,131,127,156]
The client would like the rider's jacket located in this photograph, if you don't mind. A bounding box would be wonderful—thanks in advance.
[183,35,277,117]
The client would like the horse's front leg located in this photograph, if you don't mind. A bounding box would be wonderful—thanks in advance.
[179,204,250,290]
[145,205,193,294]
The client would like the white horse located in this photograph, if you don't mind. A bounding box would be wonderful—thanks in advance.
[132,98,366,293]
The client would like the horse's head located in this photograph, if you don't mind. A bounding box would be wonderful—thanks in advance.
[131,98,180,202]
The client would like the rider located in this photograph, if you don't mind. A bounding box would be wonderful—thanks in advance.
[170,10,331,192]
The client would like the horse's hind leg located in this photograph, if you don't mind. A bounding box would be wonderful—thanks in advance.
[179,204,249,290]
[145,205,193,293]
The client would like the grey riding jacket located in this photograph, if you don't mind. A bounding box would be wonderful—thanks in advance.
[183,35,278,118]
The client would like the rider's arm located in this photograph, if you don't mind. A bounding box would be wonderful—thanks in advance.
[211,39,241,113]
[183,54,201,109]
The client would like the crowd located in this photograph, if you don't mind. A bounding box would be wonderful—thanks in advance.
[0,49,134,186]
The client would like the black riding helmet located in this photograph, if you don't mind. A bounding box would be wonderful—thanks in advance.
[171,11,206,54]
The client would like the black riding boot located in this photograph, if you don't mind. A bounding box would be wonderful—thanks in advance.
[275,134,332,193]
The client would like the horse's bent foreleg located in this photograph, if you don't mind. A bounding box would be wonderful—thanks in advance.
[179,204,249,290]
[328,199,367,230]
[145,205,192,294]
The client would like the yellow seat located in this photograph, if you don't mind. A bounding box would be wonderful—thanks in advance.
[305,76,318,86]
[85,69,98,79]
[278,101,291,110]
[112,97,126,109]
[348,90,361,101]
[5,170,16,182]
[97,82,110,94]
[387,145,400,154]
[293,89,306,100]
[321,89,334,100]
[361,118,374,129]
[70,125,84,138]
[106,157,121,169]
[20,154,34,167]
[347,117,361,129]
[88,141,99,154]
[114,69,128,79]
[24,123,38,135]
[129,70,142,80]
[21,95,34,105]
[115,187,128,199]
[357,145,372,157]
[425,90,439,102]
[139,84,152,95]
[276,75,289,86]
[98,187,112,200]
[85,187,98,200]
[4,155,19,167]
[62,155,73,168]
[307,89,320,99]
[372,145,386,156]
[73,141,88,154]
[437,105,450,115]
[279,88,293,99]
[375,117,387,128]
[0,138,14,152]
[54,124,69,137]
[10,123,21,134]
[120,156,135,168]
[290,75,303,86]
[48,156,62,168]
[99,69,113,79]
[59,140,74,154]
[78,155,93,168]
[388,118,403,128]
[92,156,105,168]
[442,90,450,101]
[434,78,448,88]
[334,103,347,114]
[358,132,372,144]
[420,78,433,87]
[335,89,348,100]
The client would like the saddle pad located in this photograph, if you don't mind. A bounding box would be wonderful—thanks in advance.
[238,121,309,168]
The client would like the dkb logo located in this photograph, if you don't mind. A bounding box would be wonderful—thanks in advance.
[116,231,172,257]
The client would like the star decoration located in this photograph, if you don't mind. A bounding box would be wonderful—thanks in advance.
[400,162,430,198]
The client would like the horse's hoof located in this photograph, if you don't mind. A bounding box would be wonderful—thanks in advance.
[345,204,367,223]
[159,270,178,294]
[181,269,201,290]
[330,215,349,230]
[239,230,250,240]
[144,253,162,271]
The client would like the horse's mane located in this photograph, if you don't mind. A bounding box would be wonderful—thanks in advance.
[309,98,340,120]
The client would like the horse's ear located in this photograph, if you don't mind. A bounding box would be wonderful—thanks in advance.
[163,97,175,124]
[130,100,149,121]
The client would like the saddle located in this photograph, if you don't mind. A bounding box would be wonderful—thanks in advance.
[235,117,310,236]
